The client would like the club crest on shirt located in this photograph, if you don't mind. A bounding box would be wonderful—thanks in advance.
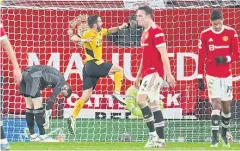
[222,36,228,42]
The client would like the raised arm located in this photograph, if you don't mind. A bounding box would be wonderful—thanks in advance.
[0,23,22,84]
[107,23,128,34]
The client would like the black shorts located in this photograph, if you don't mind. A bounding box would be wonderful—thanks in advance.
[82,60,113,90]
[19,71,42,98]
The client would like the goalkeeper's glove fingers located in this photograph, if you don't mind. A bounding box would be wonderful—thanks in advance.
[197,79,205,90]
[43,109,52,129]
[215,56,227,64]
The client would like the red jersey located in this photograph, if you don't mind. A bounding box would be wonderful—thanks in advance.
[198,25,239,78]
[0,23,7,40]
[141,23,166,78]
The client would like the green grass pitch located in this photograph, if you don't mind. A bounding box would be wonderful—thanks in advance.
[9,142,240,150]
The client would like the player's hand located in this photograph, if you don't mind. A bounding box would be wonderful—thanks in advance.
[13,68,22,85]
[79,38,92,46]
[43,109,52,129]
[82,38,92,43]
[197,78,205,90]
[215,56,227,64]
[166,73,176,87]
[119,23,128,30]
[134,77,141,89]
[67,28,74,37]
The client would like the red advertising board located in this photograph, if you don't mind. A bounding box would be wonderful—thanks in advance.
[1,8,240,117]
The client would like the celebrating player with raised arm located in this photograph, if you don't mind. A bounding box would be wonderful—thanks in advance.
[197,10,239,148]
[135,6,176,148]
[0,22,22,151]
[67,14,128,134]
[19,65,72,142]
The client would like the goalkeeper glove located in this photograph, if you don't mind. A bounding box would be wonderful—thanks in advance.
[215,56,227,64]
[43,109,52,129]
[198,79,205,90]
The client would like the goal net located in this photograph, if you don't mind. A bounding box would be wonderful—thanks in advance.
[1,0,240,143]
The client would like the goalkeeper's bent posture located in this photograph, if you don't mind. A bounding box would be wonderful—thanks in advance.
[125,84,164,118]
[19,65,72,142]
[67,14,128,134]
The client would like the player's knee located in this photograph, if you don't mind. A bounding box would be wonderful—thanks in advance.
[211,99,221,110]
[110,65,123,74]
[81,88,93,102]
[137,94,148,108]
[31,97,43,109]
[150,105,160,112]
[25,97,34,109]
[222,107,230,115]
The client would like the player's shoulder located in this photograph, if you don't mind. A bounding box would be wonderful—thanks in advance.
[84,29,93,35]
[201,27,212,35]
[223,25,237,35]
[150,23,163,32]
[150,23,164,37]
[223,25,235,31]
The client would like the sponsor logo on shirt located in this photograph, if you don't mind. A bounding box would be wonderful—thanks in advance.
[208,38,213,42]
[209,45,229,51]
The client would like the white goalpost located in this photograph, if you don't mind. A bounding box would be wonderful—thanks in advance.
[1,0,240,143]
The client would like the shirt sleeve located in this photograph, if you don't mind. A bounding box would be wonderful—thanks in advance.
[46,77,65,110]
[228,30,240,62]
[101,28,110,36]
[0,23,7,40]
[153,27,166,48]
[197,32,207,78]
[79,31,88,39]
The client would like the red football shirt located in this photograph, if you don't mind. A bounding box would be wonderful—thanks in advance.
[141,23,166,78]
[0,23,7,40]
[198,25,239,78]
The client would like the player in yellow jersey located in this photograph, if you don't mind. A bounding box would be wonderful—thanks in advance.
[67,14,128,134]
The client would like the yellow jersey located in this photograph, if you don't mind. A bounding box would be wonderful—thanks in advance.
[80,28,109,64]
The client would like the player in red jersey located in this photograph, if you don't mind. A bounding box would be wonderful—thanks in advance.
[135,6,176,148]
[197,10,239,148]
[0,22,22,150]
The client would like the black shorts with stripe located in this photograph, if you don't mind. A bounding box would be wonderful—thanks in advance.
[82,59,113,90]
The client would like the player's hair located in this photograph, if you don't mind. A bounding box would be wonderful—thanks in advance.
[137,5,154,19]
[88,14,99,28]
[210,9,223,21]
[65,83,72,98]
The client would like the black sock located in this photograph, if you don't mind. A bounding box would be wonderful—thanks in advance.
[211,110,221,142]
[26,108,35,135]
[221,112,231,137]
[34,108,45,135]
[1,126,6,139]
[141,105,155,133]
[153,109,164,139]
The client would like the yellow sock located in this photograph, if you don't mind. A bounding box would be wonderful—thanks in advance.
[72,99,85,118]
[114,71,123,93]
